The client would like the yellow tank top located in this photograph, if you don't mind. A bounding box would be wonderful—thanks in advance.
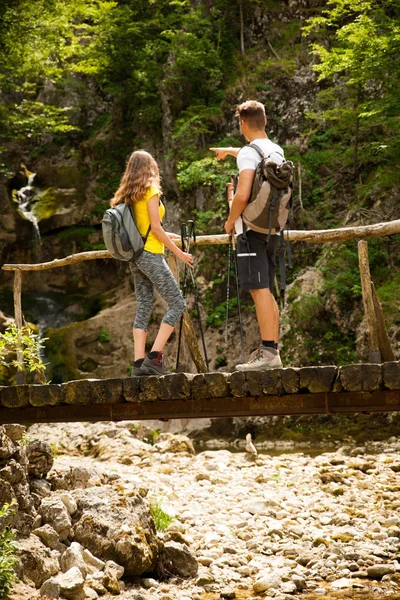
[132,185,165,254]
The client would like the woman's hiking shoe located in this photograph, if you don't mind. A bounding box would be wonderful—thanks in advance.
[132,359,146,376]
[132,365,146,376]
[141,352,169,376]
[235,346,283,371]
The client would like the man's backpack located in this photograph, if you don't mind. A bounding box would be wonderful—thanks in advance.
[242,143,294,240]
[102,202,150,262]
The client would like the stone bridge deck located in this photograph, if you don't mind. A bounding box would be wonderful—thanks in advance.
[0,362,400,424]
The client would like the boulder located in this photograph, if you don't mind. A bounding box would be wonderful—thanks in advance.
[0,426,17,459]
[33,524,66,552]
[3,424,26,443]
[154,433,195,455]
[40,577,61,598]
[60,542,88,577]
[26,440,54,478]
[15,535,60,588]
[156,541,198,579]
[54,566,85,600]
[72,486,161,576]
[82,548,105,573]
[40,496,72,541]
[47,465,106,491]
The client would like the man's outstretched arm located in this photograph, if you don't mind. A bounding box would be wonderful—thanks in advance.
[210,147,241,161]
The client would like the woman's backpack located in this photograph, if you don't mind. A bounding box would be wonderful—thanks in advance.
[102,202,150,261]
[242,143,294,240]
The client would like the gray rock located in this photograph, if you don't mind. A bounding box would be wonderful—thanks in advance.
[253,574,282,593]
[367,564,396,578]
[82,549,105,572]
[40,496,72,541]
[33,524,66,552]
[72,486,160,576]
[141,577,159,589]
[0,426,17,459]
[220,589,236,599]
[26,440,54,478]
[16,535,60,588]
[104,560,124,580]
[154,433,195,455]
[40,577,61,598]
[83,586,99,599]
[60,542,88,577]
[292,574,307,590]
[59,492,78,516]
[31,479,52,498]
[156,541,198,578]
[48,465,104,490]
[54,566,85,600]
[102,570,122,595]
[4,424,26,443]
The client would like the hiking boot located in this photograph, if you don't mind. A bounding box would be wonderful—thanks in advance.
[235,346,283,371]
[131,359,146,376]
[141,352,169,376]
[132,365,146,376]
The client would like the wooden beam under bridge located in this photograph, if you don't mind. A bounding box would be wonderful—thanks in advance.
[0,390,399,425]
[0,362,399,424]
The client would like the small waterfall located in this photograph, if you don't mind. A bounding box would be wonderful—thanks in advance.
[16,172,42,257]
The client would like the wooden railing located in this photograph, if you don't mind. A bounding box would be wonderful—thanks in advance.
[2,219,400,382]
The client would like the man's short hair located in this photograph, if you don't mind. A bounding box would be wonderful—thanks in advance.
[235,100,266,129]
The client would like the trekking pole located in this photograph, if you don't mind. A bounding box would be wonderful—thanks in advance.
[225,182,233,345]
[186,220,210,370]
[175,223,188,371]
[228,174,246,363]
[232,239,245,363]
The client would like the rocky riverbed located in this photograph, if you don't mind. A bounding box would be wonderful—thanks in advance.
[3,421,400,600]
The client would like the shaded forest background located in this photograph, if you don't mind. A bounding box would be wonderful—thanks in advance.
[0,0,399,382]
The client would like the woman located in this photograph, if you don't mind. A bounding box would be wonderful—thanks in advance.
[110,150,193,376]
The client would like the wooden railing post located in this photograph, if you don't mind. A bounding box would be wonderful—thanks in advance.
[371,282,395,362]
[358,240,381,364]
[168,254,207,373]
[13,270,26,384]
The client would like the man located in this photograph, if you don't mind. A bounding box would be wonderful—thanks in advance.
[210,100,284,371]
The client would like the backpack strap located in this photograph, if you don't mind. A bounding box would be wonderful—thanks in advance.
[128,204,151,245]
[143,224,151,244]
[249,142,284,162]
[249,143,266,159]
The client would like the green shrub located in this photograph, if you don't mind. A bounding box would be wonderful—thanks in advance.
[0,504,18,597]
[214,355,227,368]
[0,323,47,383]
[150,500,173,532]
[98,330,110,343]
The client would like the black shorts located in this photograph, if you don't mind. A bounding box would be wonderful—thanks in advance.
[235,231,279,292]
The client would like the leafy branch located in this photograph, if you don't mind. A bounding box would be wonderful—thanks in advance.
[0,323,48,383]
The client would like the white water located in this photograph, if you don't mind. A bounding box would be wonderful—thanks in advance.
[16,172,41,247]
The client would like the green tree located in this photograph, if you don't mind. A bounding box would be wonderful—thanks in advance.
[304,0,400,181]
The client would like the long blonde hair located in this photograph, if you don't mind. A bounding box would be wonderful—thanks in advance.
[110,150,161,207]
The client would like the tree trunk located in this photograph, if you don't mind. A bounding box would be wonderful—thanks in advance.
[239,0,245,56]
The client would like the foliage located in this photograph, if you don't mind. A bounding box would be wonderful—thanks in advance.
[0,503,18,597]
[0,323,47,383]
[304,0,400,176]
[206,296,238,329]
[149,498,173,532]
[98,329,110,343]
[0,101,77,142]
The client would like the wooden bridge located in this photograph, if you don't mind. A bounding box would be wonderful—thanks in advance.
[1,218,400,424]
[0,362,399,424]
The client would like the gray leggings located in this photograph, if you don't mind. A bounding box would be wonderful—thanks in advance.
[129,251,186,331]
